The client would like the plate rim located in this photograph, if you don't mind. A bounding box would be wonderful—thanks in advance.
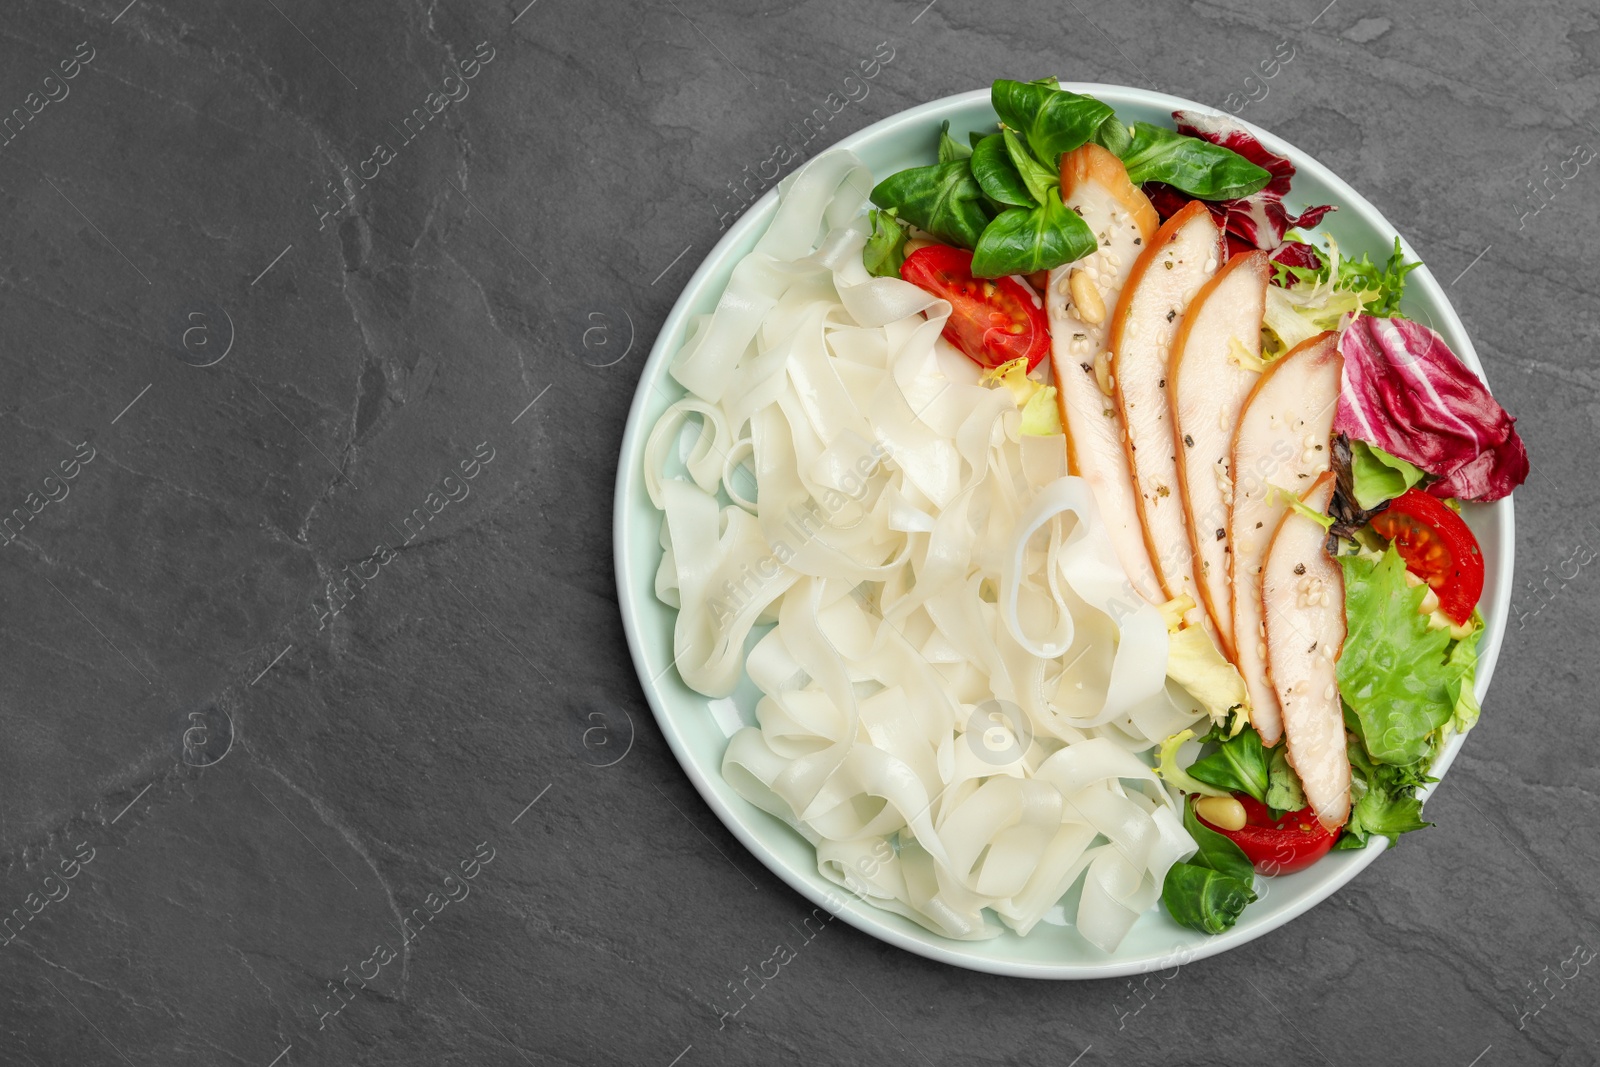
[613,83,1515,979]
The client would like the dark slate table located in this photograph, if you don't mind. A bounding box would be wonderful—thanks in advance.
[2,0,1595,1063]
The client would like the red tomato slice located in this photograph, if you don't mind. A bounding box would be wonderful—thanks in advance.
[1199,795,1339,875]
[1368,488,1484,625]
[900,245,1051,372]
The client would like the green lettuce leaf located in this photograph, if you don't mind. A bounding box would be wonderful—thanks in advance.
[982,358,1062,436]
[1004,128,1058,203]
[1332,742,1433,850]
[970,189,1096,277]
[1164,623,1250,726]
[990,79,1114,168]
[1120,122,1272,199]
[1265,746,1306,814]
[1348,440,1427,509]
[862,209,908,278]
[1335,236,1420,318]
[1162,799,1258,934]
[1155,729,1230,798]
[937,120,971,164]
[869,160,992,249]
[969,133,1034,208]
[1337,546,1461,765]
[1092,115,1132,157]
[1161,864,1257,935]
[1188,724,1270,803]
[1269,236,1421,319]
[1343,788,1430,847]
[1444,623,1484,734]
[1268,483,1335,530]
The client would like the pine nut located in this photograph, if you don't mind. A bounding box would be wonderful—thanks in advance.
[1070,269,1106,326]
[1094,350,1114,397]
[1196,795,1247,831]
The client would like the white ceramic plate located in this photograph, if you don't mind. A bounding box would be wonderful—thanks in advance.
[613,84,1513,978]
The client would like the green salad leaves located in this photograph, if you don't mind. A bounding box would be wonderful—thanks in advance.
[1347,440,1428,510]
[1183,722,1308,816]
[868,78,1273,278]
[1332,237,1421,317]
[936,119,971,164]
[1335,742,1433,850]
[1188,724,1270,803]
[973,191,1093,278]
[1162,800,1258,934]
[1444,626,1485,735]
[869,161,990,248]
[863,209,909,278]
[1332,545,1483,849]
[1338,547,1462,766]
[1121,122,1273,199]
[1162,539,1485,933]
[970,132,1034,207]
[990,78,1116,170]
[1265,746,1308,813]
[1271,235,1421,318]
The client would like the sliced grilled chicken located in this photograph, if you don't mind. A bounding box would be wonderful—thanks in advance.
[1170,251,1271,661]
[1048,143,1163,605]
[1228,330,1341,746]
[1262,470,1350,831]
[1110,200,1223,606]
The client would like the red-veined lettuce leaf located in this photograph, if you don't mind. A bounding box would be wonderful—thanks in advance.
[1268,239,1324,285]
[1334,316,1529,501]
[1146,111,1336,257]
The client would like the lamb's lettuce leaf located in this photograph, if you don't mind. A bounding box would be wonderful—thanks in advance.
[869,161,991,249]
[990,79,1114,168]
[1092,115,1132,157]
[1005,129,1058,204]
[1188,723,1270,803]
[936,120,971,164]
[1162,799,1258,934]
[1159,110,1334,250]
[970,189,1095,278]
[1121,122,1273,199]
[1162,864,1258,934]
[969,133,1034,208]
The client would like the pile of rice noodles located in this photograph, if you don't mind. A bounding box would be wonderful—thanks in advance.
[643,150,1207,952]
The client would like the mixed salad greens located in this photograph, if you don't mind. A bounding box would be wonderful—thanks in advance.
[870,78,1528,938]
[866,78,1275,280]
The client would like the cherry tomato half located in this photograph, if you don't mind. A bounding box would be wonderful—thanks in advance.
[900,244,1051,372]
[1198,795,1339,875]
[1368,488,1484,625]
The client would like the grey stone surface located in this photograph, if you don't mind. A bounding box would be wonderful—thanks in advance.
[0,0,1596,1063]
